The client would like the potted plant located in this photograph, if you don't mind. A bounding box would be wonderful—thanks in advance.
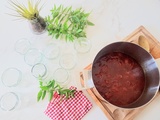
[8,0,46,34]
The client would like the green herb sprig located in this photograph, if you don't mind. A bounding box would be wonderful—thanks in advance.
[45,5,94,41]
[37,76,75,102]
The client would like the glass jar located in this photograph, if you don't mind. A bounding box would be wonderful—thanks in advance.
[29,15,46,35]
[0,92,20,111]
[31,63,53,82]
[59,53,76,70]
[14,38,31,55]
[1,68,22,87]
[53,68,70,87]
[43,43,60,60]
[74,37,91,53]
[31,63,47,79]
[24,48,43,66]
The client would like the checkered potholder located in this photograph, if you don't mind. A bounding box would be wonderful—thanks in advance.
[44,87,93,120]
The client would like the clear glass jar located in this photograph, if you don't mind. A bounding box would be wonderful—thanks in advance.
[14,38,31,55]
[53,68,70,86]
[74,37,91,53]
[31,63,47,79]
[0,92,20,111]
[43,43,60,60]
[29,16,46,35]
[59,53,76,70]
[1,68,22,87]
[24,48,43,66]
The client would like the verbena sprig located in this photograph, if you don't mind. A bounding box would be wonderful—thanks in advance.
[37,76,75,102]
[45,5,94,41]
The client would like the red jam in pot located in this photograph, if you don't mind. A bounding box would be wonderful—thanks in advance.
[92,52,145,107]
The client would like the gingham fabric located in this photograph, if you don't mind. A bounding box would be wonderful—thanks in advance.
[44,87,93,120]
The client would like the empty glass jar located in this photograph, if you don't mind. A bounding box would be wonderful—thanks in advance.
[31,63,47,79]
[74,37,91,53]
[0,92,20,111]
[43,43,60,59]
[24,48,43,66]
[59,53,76,70]
[14,38,31,55]
[1,68,22,87]
[53,68,70,86]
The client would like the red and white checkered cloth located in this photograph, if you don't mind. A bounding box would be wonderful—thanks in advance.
[44,86,93,120]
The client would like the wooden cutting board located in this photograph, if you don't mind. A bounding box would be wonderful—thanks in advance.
[80,26,160,120]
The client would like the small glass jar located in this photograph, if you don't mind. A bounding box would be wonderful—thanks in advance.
[74,37,91,53]
[0,92,20,111]
[24,48,43,66]
[14,38,31,55]
[29,15,46,35]
[53,68,70,86]
[43,43,60,60]
[1,68,22,87]
[31,63,47,79]
[59,53,76,70]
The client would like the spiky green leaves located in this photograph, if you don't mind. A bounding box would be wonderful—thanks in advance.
[8,0,44,20]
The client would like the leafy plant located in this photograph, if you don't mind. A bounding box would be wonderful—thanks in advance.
[8,0,44,20]
[45,5,94,41]
[37,76,75,102]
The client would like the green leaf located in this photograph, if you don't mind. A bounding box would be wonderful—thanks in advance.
[47,16,51,22]
[40,86,49,90]
[87,21,94,26]
[62,7,67,13]
[49,90,53,101]
[38,75,43,81]
[84,13,90,17]
[54,84,60,89]
[59,14,67,23]
[37,90,43,101]
[55,18,59,25]
[51,80,55,88]
[64,21,68,30]
[46,80,53,87]
[76,29,82,33]
[39,81,43,86]
[55,33,60,39]
[78,32,86,37]
[53,4,56,10]
[66,6,72,13]
[42,90,46,100]
[57,5,62,11]
[52,11,59,18]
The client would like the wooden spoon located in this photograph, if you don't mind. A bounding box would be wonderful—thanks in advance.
[113,109,126,120]
[138,35,150,52]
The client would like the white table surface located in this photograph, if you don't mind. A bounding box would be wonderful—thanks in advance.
[1,0,160,120]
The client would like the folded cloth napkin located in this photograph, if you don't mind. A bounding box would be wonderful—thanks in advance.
[44,86,93,120]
